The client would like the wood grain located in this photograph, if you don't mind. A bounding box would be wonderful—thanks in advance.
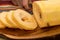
[0,26,60,39]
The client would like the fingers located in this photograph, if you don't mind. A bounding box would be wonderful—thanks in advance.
[22,0,30,10]
[11,0,31,10]
[11,0,18,6]
[11,0,23,9]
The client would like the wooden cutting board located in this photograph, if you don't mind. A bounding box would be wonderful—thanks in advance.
[0,26,60,39]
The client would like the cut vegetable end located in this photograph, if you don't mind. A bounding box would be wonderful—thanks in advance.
[13,9,37,30]
[33,2,47,28]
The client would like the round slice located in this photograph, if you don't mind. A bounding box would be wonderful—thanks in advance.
[6,11,17,28]
[6,11,20,28]
[0,12,13,28]
[0,13,6,28]
[0,20,6,28]
[12,9,37,30]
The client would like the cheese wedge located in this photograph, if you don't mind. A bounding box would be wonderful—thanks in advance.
[0,12,13,28]
[6,11,18,28]
[12,9,37,30]
[33,1,60,27]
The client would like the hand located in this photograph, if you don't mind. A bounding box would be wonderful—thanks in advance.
[22,0,30,10]
[11,0,38,11]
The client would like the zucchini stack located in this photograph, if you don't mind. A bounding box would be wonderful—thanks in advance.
[0,9,37,30]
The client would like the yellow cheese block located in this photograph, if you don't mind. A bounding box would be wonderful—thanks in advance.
[6,11,18,28]
[12,9,37,30]
[33,1,60,27]
[0,12,13,28]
